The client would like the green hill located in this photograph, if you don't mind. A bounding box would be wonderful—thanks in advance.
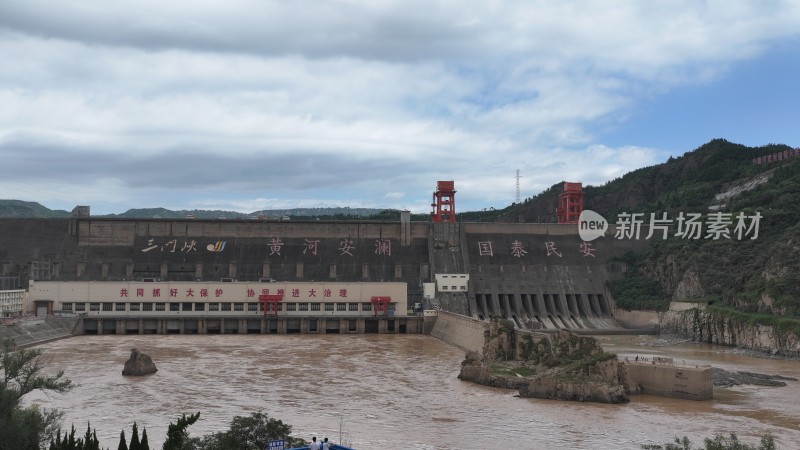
[502,139,800,319]
[0,200,71,218]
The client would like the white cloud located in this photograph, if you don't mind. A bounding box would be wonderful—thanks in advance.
[1,1,799,214]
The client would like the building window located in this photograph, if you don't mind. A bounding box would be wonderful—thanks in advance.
[234,303,244,311]
[299,303,309,311]
[311,303,321,311]
[286,303,297,311]
[142,303,153,311]
[195,303,205,311]
[102,303,113,311]
[325,303,335,311]
[62,303,72,311]
[209,303,219,311]
[362,303,372,311]
[389,303,396,311]
[452,286,457,290]
[90,303,100,311]
[170,303,180,311]
[115,303,126,312]
[130,303,140,311]
[247,302,258,311]
[442,286,448,290]
[74,303,86,311]
[155,303,166,311]
[261,303,283,311]
[336,303,346,311]
[221,303,231,311]
[348,303,358,311]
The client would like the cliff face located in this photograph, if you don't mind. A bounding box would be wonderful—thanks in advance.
[661,309,800,357]
[458,320,636,403]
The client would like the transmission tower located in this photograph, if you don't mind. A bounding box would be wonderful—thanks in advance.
[515,169,522,204]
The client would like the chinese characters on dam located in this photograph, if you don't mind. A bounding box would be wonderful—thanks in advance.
[475,211,762,259]
[118,286,351,301]
[139,238,393,256]
[477,241,597,258]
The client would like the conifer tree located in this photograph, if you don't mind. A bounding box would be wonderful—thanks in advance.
[82,422,101,450]
[129,422,141,450]
[118,430,128,450]
[140,428,150,450]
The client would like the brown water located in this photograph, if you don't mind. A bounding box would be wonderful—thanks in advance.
[28,335,800,449]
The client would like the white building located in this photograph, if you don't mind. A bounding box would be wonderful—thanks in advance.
[0,289,25,317]
[434,273,469,293]
[30,281,407,318]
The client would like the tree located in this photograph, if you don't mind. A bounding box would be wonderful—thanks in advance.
[82,422,102,450]
[48,423,103,450]
[129,423,141,450]
[1,338,74,449]
[117,430,128,450]
[193,411,306,450]
[642,433,776,450]
[140,428,150,450]
[162,412,199,450]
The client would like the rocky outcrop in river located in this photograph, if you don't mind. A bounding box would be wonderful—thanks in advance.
[661,309,800,357]
[458,319,636,403]
[122,348,158,376]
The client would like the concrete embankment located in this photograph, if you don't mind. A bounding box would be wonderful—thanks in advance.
[661,308,800,357]
[431,312,713,401]
[0,317,80,349]
[625,359,712,400]
[428,310,487,353]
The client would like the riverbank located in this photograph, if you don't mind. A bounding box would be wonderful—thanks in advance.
[0,317,79,349]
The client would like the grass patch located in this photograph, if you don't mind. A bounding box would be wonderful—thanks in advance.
[706,305,800,338]
[490,364,537,377]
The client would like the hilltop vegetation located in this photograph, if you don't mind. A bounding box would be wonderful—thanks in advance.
[0,200,71,218]
[501,139,800,322]
[0,202,385,220]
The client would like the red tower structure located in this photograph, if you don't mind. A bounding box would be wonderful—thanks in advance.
[556,182,584,224]
[370,296,392,316]
[258,293,284,316]
[431,180,456,222]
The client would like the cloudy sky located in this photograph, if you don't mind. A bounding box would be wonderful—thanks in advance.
[2,1,799,215]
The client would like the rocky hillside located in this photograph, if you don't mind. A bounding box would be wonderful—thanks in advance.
[499,139,800,340]
[458,319,635,403]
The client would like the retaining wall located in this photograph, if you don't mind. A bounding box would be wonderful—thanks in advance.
[0,317,79,349]
[429,311,487,354]
[625,361,713,400]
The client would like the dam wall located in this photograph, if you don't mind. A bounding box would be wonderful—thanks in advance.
[1,217,650,332]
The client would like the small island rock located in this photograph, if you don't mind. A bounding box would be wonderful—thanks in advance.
[122,348,158,376]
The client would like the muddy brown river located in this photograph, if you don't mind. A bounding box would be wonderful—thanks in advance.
[27,335,800,449]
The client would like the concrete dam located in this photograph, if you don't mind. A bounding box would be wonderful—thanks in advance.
[0,216,647,331]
